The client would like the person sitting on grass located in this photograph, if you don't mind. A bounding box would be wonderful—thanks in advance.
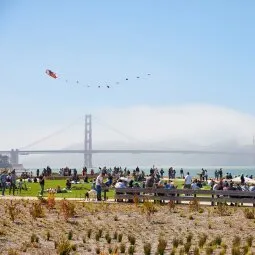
[115,179,126,188]
[84,175,88,183]
[66,179,71,190]
[191,179,200,190]
[105,173,113,187]
[56,185,68,193]
[165,180,176,189]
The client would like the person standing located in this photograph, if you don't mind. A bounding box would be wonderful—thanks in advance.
[9,170,17,196]
[0,170,8,196]
[184,172,192,189]
[39,175,45,196]
[160,168,164,178]
[180,168,184,178]
[95,172,105,201]
[240,174,245,185]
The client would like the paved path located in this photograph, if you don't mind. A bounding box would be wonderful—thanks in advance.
[0,195,254,207]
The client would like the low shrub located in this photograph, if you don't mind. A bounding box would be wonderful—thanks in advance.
[144,242,151,255]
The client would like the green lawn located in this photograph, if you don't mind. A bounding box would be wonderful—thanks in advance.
[7,178,210,199]
[172,178,211,190]
[16,179,116,199]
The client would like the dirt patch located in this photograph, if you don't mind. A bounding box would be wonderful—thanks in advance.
[0,199,254,254]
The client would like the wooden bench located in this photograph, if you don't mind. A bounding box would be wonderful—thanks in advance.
[115,188,255,206]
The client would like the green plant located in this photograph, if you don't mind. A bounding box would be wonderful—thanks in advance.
[157,237,167,255]
[170,248,176,255]
[189,215,194,220]
[194,247,199,255]
[231,246,241,255]
[168,200,175,211]
[95,233,100,241]
[128,234,136,245]
[242,245,249,255]
[198,208,204,213]
[219,248,227,255]
[120,242,126,253]
[144,242,151,255]
[107,236,112,244]
[221,243,227,250]
[232,236,241,247]
[29,202,45,220]
[7,248,19,255]
[71,244,77,251]
[5,201,20,222]
[113,245,119,254]
[243,208,255,219]
[46,231,51,241]
[105,232,110,241]
[141,200,158,221]
[67,230,73,240]
[113,231,118,239]
[186,233,193,243]
[108,246,113,253]
[95,246,100,254]
[118,233,123,242]
[98,228,103,237]
[198,233,207,248]
[213,235,222,246]
[246,235,253,247]
[189,199,200,211]
[173,237,179,248]
[134,194,139,206]
[216,203,231,216]
[60,199,75,222]
[205,246,213,255]
[31,233,37,243]
[128,245,135,255]
[179,247,184,255]
[184,242,191,254]
[87,228,92,238]
[47,192,56,211]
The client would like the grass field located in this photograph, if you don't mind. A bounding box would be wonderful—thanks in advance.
[3,178,210,198]
[15,179,115,199]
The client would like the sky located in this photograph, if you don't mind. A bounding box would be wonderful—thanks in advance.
[1,1,255,166]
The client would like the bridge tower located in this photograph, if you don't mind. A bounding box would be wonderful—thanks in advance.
[10,149,19,165]
[84,114,92,168]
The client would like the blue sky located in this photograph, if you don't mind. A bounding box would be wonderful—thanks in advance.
[1,0,255,151]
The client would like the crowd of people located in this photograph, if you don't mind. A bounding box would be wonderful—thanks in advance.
[1,165,255,200]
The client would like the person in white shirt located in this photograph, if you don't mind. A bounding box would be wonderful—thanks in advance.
[96,172,105,201]
[184,172,192,189]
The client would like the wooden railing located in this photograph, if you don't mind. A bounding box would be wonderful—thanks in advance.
[115,188,255,206]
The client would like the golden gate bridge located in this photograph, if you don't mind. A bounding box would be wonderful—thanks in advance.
[0,115,252,168]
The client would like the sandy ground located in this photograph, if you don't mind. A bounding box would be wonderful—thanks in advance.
[0,198,254,255]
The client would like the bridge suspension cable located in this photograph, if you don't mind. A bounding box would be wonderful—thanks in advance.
[19,116,83,150]
[93,115,175,150]
[93,116,143,144]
